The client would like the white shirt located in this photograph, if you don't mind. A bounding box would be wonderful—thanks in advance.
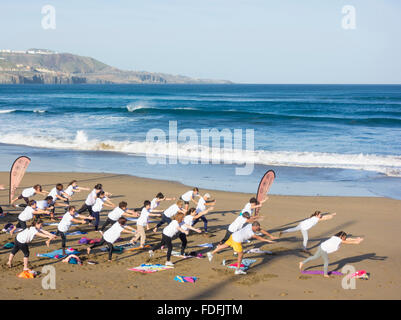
[241,202,252,215]
[163,220,180,238]
[196,197,206,212]
[150,198,160,211]
[58,212,77,232]
[85,189,98,206]
[137,207,151,226]
[16,226,38,244]
[103,222,125,244]
[92,197,108,213]
[36,200,50,210]
[181,191,194,202]
[48,187,63,202]
[65,185,78,197]
[299,216,319,231]
[232,224,255,243]
[321,236,342,254]
[22,187,36,198]
[181,215,194,231]
[228,216,248,233]
[108,207,125,221]
[164,204,180,218]
[18,206,35,222]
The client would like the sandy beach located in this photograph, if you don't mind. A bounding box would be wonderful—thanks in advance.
[0,171,400,300]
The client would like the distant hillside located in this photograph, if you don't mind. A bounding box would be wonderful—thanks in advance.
[0,49,231,84]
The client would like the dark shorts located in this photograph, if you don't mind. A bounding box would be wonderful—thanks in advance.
[15,219,27,230]
[18,195,29,204]
[11,239,30,257]
[179,197,189,205]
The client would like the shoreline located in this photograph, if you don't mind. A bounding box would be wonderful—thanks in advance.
[0,170,389,200]
[0,171,400,299]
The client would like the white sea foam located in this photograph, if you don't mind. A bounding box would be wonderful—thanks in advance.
[0,109,16,114]
[126,104,148,112]
[33,109,46,113]
[0,131,400,177]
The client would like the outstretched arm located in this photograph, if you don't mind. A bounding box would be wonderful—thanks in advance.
[260,229,278,240]
[193,207,214,219]
[104,201,116,208]
[123,210,139,218]
[320,212,336,221]
[184,225,202,233]
[178,226,189,235]
[77,187,90,192]
[149,213,162,217]
[253,234,275,243]
[36,231,56,240]
[122,228,136,235]
[33,209,51,215]
[71,218,89,224]
[342,237,364,244]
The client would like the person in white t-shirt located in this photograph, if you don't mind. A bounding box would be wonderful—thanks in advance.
[279,211,337,252]
[76,183,113,215]
[130,200,161,248]
[100,201,139,233]
[174,209,203,256]
[299,231,364,277]
[150,192,176,213]
[35,196,55,212]
[7,219,56,271]
[56,206,94,255]
[192,193,215,233]
[218,212,259,245]
[10,200,51,235]
[207,222,276,275]
[179,187,200,211]
[240,197,268,217]
[183,207,214,235]
[64,180,90,204]
[90,191,115,231]
[153,200,186,233]
[11,184,48,207]
[149,213,191,266]
[47,184,71,219]
[87,217,136,261]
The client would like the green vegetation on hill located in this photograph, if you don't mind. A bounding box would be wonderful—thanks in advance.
[0,50,230,84]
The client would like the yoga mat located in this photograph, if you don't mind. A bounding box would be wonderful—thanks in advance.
[128,264,174,273]
[302,270,343,276]
[37,248,80,259]
[227,258,257,270]
[174,275,197,283]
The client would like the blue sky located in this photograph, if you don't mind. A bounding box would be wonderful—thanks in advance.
[0,0,400,83]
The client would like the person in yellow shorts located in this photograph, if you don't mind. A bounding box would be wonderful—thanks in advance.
[207,221,276,275]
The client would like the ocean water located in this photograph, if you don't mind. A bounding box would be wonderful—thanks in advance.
[0,84,400,199]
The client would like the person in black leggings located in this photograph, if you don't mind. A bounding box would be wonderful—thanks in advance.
[7,219,56,270]
[55,206,93,255]
[87,217,135,261]
[149,213,189,266]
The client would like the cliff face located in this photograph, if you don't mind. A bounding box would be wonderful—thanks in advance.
[0,50,231,84]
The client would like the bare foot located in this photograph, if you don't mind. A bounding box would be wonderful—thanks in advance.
[6,262,12,268]
[324,274,331,278]
[87,247,91,255]
[153,227,157,233]
[299,262,304,271]
[45,239,51,247]
[279,231,283,238]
